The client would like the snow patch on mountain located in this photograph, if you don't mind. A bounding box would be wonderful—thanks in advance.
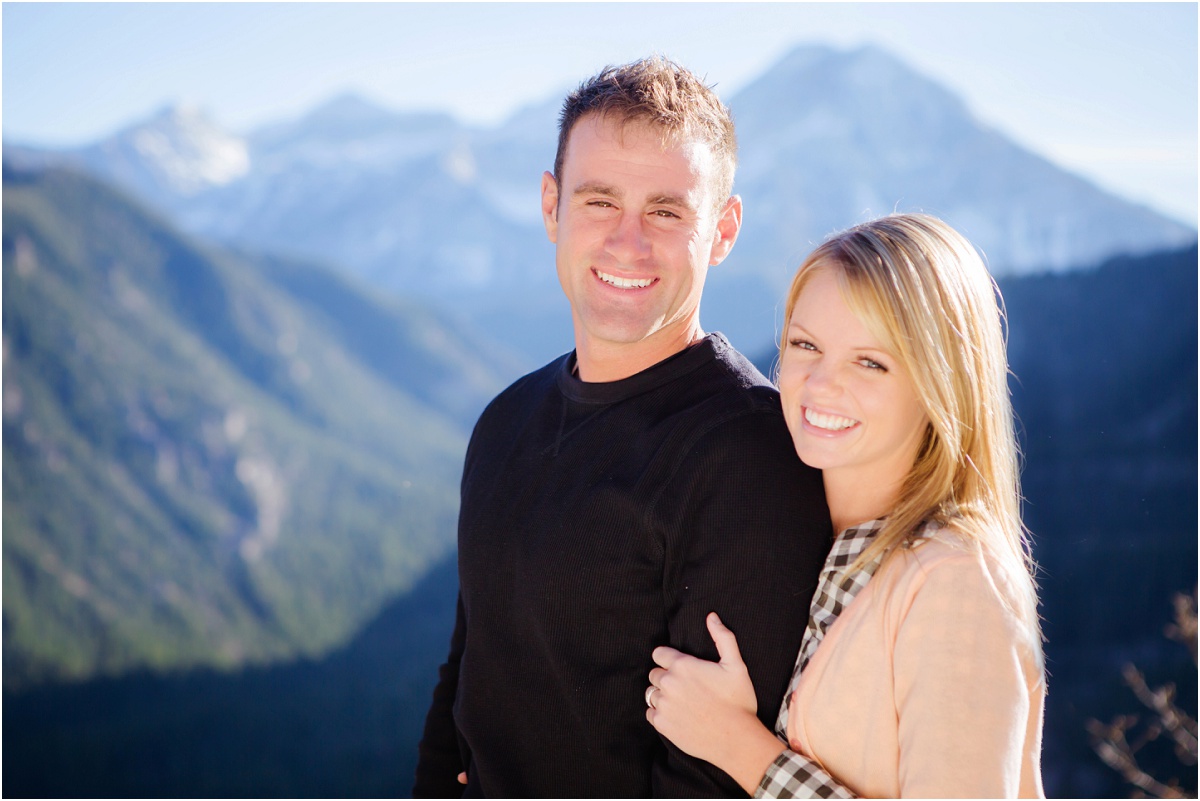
[94,105,249,196]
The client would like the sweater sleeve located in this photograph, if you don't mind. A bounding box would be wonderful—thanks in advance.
[653,405,831,797]
[412,592,468,798]
[892,552,1035,798]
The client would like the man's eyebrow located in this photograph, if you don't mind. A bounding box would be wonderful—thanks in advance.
[570,184,696,212]
[571,182,621,199]
[648,193,695,211]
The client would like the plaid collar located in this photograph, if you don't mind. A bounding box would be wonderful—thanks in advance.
[775,519,887,735]
[823,518,886,574]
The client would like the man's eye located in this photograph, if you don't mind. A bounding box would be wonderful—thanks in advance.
[588,200,614,208]
[652,209,679,218]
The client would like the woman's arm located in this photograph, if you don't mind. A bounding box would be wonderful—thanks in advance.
[893,553,1041,797]
[648,613,859,798]
[647,613,787,794]
[648,618,864,796]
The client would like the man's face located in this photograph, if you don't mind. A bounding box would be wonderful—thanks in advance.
[541,114,740,366]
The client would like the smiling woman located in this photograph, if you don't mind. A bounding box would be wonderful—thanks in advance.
[778,267,930,534]
[646,213,1046,798]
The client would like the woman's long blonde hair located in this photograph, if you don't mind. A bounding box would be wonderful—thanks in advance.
[780,214,1041,642]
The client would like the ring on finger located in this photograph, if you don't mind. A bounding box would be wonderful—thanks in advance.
[645,686,659,709]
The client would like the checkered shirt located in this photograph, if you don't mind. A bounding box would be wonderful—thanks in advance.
[755,519,888,799]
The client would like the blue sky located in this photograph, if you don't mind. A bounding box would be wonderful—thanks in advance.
[3,2,1197,225]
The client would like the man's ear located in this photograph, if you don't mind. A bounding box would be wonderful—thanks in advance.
[541,171,559,244]
[708,195,743,267]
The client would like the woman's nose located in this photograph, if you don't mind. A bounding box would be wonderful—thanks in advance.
[805,358,843,396]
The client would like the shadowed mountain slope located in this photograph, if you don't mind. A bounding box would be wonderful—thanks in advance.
[2,164,522,688]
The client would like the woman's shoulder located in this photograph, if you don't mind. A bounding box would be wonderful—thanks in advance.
[881,522,1016,607]
[892,519,977,573]
[886,520,1040,647]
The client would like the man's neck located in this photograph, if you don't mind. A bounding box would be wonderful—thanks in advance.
[574,325,706,383]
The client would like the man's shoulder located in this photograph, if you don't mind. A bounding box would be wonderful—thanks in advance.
[481,353,568,413]
[464,354,569,452]
[688,333,785,418]
[652,337,805,477]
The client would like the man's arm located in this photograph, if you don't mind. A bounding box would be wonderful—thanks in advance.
[652,406,831,796]
[412,593,467,798]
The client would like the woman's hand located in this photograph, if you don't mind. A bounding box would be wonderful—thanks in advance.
[646,613,786,791]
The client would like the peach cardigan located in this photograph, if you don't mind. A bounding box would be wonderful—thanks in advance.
[785,528,1046,798]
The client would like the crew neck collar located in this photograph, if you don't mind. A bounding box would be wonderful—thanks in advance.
[557,333,730,405]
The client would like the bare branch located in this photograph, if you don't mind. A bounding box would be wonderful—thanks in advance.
[1122,666,1198,762]
[1088,589,1198,797]
[1087,717,1189,798]
[1165,590,1197,665]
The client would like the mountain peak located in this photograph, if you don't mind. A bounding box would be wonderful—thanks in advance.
[765,43,905,76]
[149,101,209,124]
[305,92,396,126]
[133,103,238,144]
[751,42,961,108]
[247,92,459,161]
[96,102,249,195]
[768,43,835,74]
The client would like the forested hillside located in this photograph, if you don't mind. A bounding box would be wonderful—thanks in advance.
[2,165,520,688]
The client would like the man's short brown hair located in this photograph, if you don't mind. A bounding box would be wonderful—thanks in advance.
[553,55,738,205]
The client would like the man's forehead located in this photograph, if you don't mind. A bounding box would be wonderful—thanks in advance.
[562,114,717,184]
[568,111,705,153]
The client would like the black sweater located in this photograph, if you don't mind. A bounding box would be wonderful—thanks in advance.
[414,334,830,798]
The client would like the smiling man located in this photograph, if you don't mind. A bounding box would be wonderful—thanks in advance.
[413,57,830,798]
[544,111,734,381]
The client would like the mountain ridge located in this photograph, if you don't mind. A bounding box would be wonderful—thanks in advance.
[2,163,522,688]
[6,43,1193,367]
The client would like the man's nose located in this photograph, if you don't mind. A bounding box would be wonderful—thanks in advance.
[604,212,651,264]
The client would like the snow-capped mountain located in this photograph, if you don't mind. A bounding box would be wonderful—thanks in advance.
[6,44,1194,361]
[728,45,1191,275]
[169,92,560,304]
[699,45,1197,348]
[83,104,250,199]
[2,104,256,234]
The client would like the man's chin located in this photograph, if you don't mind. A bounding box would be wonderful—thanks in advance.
[577,322,665,349]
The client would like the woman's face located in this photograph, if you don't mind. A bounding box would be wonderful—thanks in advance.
[778,267,930,493]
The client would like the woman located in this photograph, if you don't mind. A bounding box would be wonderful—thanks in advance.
[645,214,1045,798]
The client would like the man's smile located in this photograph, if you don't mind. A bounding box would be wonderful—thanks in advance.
[594,268,656,289]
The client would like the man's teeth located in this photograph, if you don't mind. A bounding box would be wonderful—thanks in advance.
[596,270,653,289]
[805,408,858,431]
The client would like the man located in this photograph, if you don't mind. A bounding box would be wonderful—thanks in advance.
[414,56,830,798]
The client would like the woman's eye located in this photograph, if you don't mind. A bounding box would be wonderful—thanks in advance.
[788,339,818,352]
[858,358,887,371]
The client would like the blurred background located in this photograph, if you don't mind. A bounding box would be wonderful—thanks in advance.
[3,3,1196,797]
